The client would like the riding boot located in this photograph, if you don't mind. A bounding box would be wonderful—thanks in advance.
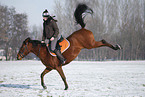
[54,49,66,64]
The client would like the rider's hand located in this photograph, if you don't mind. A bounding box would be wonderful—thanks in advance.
[50,37,54,41]
[41,41,45,43]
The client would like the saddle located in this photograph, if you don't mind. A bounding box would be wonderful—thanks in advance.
[48,36,70,56]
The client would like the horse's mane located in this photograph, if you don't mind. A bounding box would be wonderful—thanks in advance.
[29,40,46,47]
[23,37,46,47]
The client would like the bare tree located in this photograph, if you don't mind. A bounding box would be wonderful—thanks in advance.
[0,4,29,60]
[52,0,145,61]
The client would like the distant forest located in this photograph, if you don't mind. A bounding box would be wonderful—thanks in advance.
[0,0,145,61]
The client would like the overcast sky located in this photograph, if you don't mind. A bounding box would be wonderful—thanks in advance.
[0,0,56,27]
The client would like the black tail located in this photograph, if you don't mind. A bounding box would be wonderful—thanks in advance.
[74,4,93,28]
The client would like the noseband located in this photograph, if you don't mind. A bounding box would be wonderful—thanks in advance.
[18,42,29,58]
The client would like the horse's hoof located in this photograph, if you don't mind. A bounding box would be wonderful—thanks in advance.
[116,44,122,50]
[43,86,47,89]
[64,86,68,90]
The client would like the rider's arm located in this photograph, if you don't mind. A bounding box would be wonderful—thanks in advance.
[52,20,59,38]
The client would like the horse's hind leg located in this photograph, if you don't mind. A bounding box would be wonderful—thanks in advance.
[91,39,121,50]
[101,39,121,50]
[40,68,52,89]
[56,66,68,90]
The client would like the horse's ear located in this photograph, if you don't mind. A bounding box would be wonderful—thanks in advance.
[27,37,31,41]
[27,37,31,40]
[24,37,31,43]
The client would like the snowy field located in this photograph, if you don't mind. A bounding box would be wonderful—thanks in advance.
[0,60,145,97]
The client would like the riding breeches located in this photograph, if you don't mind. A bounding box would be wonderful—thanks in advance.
[50,34,61,51]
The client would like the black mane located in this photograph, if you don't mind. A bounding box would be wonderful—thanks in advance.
[29,40,46,47]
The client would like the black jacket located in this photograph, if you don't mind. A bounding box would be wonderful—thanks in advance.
[42,17,59,40]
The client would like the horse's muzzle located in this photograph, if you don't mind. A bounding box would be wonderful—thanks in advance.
[17,54,22,60]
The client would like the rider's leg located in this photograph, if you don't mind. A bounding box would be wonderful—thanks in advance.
[51,37,57,51]
[51,37,66,64]
[54,49,66,64]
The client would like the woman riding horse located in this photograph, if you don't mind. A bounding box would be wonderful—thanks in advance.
[41,9,66,64]
[17,4,121,90]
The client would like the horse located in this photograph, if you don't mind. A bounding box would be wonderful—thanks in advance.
[17,4,121,90]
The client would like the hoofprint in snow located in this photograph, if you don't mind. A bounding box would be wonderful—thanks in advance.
[0,60,145,97]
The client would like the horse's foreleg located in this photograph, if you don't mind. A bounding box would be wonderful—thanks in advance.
[56,66,68,90]
[40,68,51,89]
[92,39,121,50]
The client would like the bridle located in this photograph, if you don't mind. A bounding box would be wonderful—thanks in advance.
[18,42,29,58]
[18,41,42,59]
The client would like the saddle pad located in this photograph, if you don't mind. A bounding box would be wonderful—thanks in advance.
[48,38,70,56]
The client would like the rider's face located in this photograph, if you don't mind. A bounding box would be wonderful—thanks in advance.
[43,17,48,21]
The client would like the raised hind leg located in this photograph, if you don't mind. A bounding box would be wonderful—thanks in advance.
[101,39,121,50]
[91,39,121,50]
[56,66,68,90]
[40,68,52,89]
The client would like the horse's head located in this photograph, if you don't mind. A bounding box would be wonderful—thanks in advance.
[17,37,31,60]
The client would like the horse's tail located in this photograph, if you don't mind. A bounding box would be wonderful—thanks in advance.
[74,3,93,28]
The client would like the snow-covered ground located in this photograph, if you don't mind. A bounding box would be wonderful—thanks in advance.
[0,60,145,97]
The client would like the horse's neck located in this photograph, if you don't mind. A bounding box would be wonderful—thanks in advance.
[31,45,49,59]
[30,46,39,56]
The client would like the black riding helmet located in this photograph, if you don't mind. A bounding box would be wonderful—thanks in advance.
[42,9,50,17]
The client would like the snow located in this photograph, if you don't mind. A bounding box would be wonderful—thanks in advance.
[0,60,145,97]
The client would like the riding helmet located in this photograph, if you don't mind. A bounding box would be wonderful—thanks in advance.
[42,9,50,17]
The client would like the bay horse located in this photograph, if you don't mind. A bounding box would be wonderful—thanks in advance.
[17,4,121,90]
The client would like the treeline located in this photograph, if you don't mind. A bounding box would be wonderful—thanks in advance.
[54,0,145,60]
[0,4,29,60]
[0,0,145,61]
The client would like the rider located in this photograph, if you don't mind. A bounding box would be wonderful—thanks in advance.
[41,9,66,64]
